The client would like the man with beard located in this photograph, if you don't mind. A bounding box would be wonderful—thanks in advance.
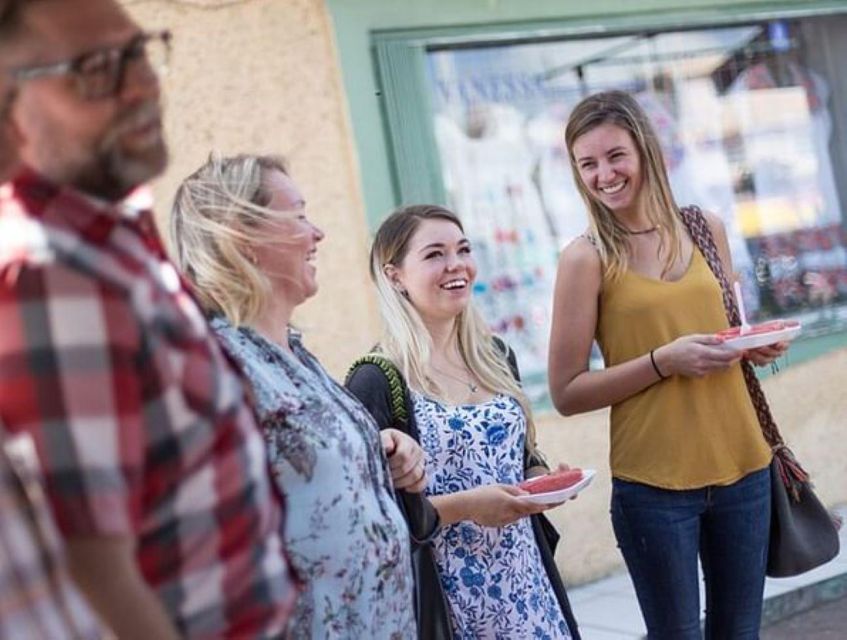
[0,35,106,640]
[0,1,299,638]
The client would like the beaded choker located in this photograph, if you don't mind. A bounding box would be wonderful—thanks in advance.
[624,226,659,235]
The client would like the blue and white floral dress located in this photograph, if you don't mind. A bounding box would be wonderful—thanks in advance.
[412,391,571,640]
[212,319,415,640]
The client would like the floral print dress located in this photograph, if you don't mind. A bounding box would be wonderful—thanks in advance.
[412,391,571,640]
[212,318,415,640]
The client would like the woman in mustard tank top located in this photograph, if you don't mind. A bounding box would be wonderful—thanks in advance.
[548,91,789,640]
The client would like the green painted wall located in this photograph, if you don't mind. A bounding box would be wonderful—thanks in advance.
[326,0,847,225]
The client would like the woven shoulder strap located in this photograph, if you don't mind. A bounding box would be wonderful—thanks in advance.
[679,206,808,495]
[346,354,408,427]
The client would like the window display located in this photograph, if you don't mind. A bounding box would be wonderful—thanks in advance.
[425,20,847,403]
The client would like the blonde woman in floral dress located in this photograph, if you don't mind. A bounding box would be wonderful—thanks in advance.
[348,205,580,640]
[170,153,425,639]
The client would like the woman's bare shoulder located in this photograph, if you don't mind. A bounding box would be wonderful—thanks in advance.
[559,235,602,268]
[697,209,727,234]
[555,235,603,291]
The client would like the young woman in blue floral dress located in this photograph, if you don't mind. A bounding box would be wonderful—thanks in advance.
[347,205,580,640]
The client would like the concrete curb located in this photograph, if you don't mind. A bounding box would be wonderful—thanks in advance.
[762,571,847,628]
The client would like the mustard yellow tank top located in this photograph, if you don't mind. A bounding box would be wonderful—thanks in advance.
[596,249,771,489]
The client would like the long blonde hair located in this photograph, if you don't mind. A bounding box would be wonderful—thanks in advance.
[169,152,296,326]
[564,89,684,280]
[370,204,539,452]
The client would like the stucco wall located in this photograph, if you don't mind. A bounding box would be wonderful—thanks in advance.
[123,0,379,374]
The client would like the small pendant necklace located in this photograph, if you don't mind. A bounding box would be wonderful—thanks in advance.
[430,365,478,394]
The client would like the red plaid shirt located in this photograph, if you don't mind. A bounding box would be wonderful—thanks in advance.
[0,427,105,640]
[0,170,298,638]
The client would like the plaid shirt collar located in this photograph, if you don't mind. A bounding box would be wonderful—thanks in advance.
[10,167,157,250]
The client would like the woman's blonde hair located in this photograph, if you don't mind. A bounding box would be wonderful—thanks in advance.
[370,204,539,453]
[564,89,684,280]
[169,152,295,326]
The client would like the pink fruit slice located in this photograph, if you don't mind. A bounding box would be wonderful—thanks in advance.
[716,320,799,340]
[519,468,583,494]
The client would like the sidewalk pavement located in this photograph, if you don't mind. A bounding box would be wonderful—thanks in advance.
[568,504,847,639]
[762,593,847,639]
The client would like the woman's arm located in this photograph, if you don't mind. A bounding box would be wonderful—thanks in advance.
[346,363,396,432]
[548,239,665,415]
[429,486,548,528]
[380,429,426,493]
[66,537,179,640]
[346,365,426,491]
[346,363,438,541]
[348,363,554,529]
[548,237,741,416]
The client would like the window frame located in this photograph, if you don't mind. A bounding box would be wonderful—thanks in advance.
[369,2,847,394]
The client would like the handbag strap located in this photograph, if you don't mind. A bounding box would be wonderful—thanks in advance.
[679,205,808,497]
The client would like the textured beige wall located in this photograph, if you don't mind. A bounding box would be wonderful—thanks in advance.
[123,0,379,374]
[541,347,847,584]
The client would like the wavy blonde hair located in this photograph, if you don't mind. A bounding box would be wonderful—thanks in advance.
[169,152,297,326]
[564,89,684,280]
[370,204,539,452]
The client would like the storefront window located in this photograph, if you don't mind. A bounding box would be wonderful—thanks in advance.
[425,19,847,403]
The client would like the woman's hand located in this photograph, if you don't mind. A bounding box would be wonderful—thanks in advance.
[744,341,788,367]
[654,334,742,378]
[549,462,579,503]
[381,429,427,493]
[466,484,546,527]
[526,461,572,479]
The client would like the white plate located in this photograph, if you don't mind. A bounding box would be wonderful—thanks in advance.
[718,323,802,351]
[518,469,596,505]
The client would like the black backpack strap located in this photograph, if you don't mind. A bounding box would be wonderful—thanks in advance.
[491,336,548,471]
[491,335,521,383]
[346,354,408,427]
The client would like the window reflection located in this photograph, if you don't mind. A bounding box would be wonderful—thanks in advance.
[426,20,847,402]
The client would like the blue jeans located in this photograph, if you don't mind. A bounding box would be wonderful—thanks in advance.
[611,467,771,640]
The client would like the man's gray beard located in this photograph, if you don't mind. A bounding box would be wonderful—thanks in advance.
[71,144,166,201]
[77,102,168,201]
[100,141,168,199]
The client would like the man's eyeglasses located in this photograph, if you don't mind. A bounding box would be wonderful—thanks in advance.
[12,30,171,100]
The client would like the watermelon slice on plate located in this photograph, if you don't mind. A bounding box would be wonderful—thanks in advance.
[517,468,596,505]
[716,320,801,351]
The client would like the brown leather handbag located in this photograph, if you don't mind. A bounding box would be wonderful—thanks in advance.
[680,205,840,577]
